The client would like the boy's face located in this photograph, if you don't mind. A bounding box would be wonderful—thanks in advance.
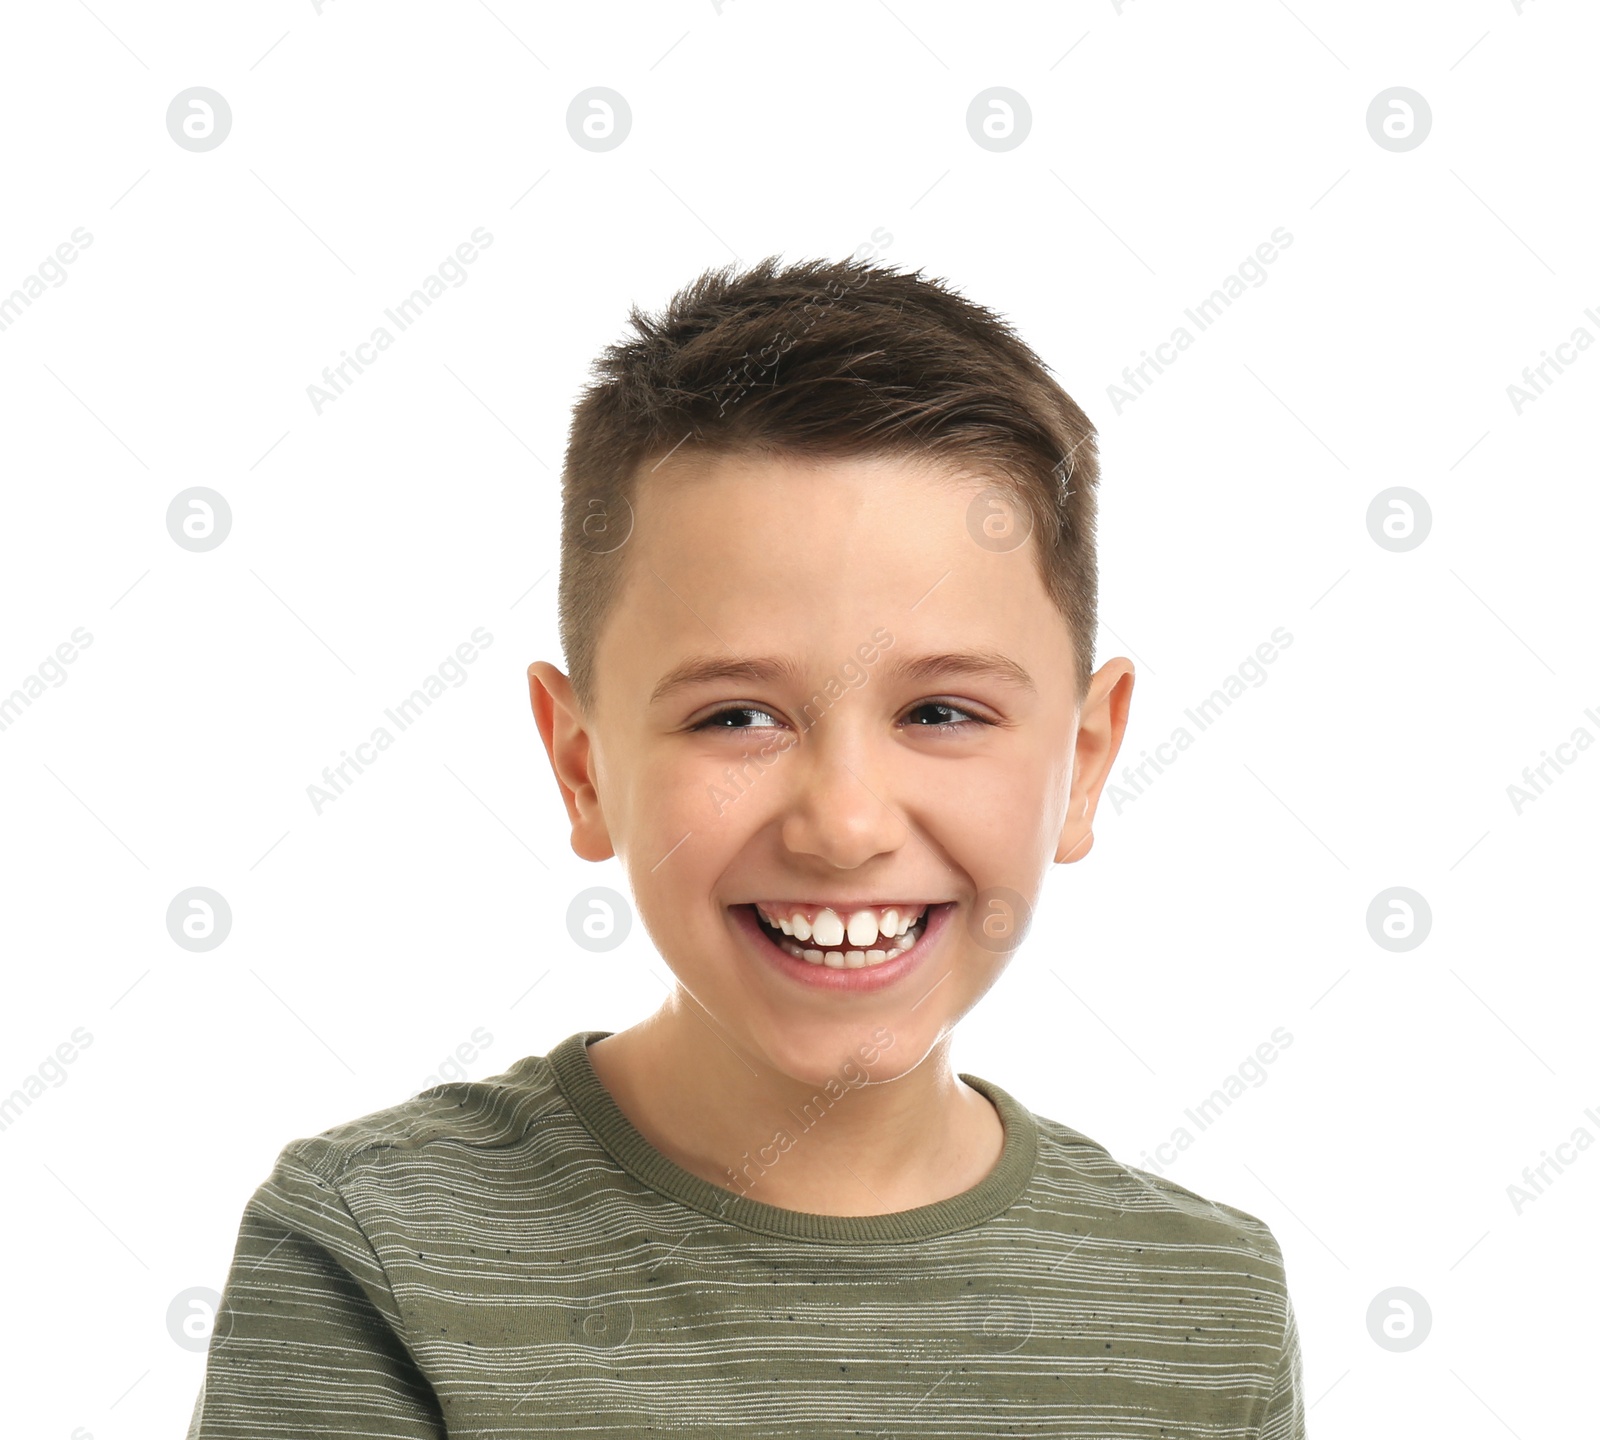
[531,451,1133,1086]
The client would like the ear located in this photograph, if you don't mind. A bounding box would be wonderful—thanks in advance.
[1055,657,1136,865]
[527,661,615,862]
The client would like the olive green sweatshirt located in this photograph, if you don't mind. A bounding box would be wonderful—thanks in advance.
[188,1029,1304,1437]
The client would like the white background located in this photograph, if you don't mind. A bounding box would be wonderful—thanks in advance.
[2,1,1595,1435]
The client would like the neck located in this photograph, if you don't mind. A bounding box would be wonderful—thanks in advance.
[585,996,1003,1217]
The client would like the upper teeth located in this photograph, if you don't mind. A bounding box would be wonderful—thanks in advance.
[754,903,928,948]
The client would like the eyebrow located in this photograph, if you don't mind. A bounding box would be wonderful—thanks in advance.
[648,649,1037,705]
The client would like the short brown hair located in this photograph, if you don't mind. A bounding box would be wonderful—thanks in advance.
[557,255,1100,717]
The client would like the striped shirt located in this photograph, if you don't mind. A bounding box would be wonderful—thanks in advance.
[189,1029,1304,1437]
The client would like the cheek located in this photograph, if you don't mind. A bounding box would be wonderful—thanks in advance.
[617,745,766,885]
[671,738,794,829]
[935,774,1060,903]
[623,749,710,826]
[935,770,1033,848]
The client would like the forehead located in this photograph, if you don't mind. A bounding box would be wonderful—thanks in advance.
[597,449,1065,690]
[642,446,971,526]
[632,447,1023,564]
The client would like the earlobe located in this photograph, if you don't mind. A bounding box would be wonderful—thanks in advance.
[1054,795,1096,865]
[1056,829,1094,865]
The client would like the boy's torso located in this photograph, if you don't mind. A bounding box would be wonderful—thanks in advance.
[196,1031,1298,1438]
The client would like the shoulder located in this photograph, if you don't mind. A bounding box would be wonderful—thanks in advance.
[263,1048,574,1205]
[1026,1109,1289,1280]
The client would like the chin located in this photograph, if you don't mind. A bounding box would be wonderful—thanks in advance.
[743,1014,923,1091]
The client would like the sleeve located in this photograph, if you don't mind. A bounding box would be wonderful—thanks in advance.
[187,1141,447,1439]
[1257,1285,1306,1440]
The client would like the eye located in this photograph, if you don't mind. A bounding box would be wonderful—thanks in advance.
[688,701,992,735]
[690,705,782,731]
[902,701,991,735]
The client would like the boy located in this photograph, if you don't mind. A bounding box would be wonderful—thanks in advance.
[190,256,1304,1437]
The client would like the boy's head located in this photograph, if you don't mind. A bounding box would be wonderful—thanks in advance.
[530,256,1133,1086]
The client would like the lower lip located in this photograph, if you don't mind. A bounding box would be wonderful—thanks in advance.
[729,902,955,994]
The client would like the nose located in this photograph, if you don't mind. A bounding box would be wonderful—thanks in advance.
[776,721,909,871]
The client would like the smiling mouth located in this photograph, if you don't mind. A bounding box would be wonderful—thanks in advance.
[745,903,934,969]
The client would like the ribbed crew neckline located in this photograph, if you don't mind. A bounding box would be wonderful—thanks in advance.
[547,1029,1039,1244]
